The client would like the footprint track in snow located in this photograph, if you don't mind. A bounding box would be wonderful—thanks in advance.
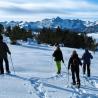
[30,78,49,98]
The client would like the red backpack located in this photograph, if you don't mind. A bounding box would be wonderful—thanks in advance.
[72,57,78,66]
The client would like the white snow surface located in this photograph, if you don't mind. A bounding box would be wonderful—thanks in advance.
[0,43,98,98]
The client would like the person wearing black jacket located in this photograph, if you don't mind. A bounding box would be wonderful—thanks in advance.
[68,50,82,87]
[52,45,64,74]
[0,35,11,74]
[82,49,93,77]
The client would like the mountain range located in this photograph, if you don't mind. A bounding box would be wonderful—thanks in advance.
[0,17,98,33]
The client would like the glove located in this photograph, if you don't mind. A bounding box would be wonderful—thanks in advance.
[62,59,64,63]
[8,51,11,55]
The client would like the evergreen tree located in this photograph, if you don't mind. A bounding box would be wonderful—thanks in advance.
[8,25,33,44]
[37,27,96,51]
[0,24,4,34]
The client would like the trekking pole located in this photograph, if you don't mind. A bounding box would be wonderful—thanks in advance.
[66,69,70,87]
[10,55,15,74]
[63,62,70,87]
[63,63,67,69]
[81,65,86,86]
[68,69,69,82]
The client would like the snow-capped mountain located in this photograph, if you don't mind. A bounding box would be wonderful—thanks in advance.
[0,17,98,33]
[85,24,98,33]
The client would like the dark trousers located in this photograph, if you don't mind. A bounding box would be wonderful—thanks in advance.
[83,63,90,77]
[0,57,10,74]
[71,67,80,84]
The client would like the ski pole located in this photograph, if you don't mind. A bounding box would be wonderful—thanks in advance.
[10,55,15,74]
[81,65,86,86]
[68,69,69,82]
[63,63,67,69]
[66,69,70,87]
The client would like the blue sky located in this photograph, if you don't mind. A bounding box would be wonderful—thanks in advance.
[0,0,98,21]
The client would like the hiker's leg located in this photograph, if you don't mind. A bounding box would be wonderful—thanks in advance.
[56,61,61,74]
[4,57,10,73]
[71,68,76,84]
[76,68,80,85]
[0,58,4,74]
[87,63,90,77]
[83,64,86,75]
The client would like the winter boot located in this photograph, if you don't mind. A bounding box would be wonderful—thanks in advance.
[76,82,80,88]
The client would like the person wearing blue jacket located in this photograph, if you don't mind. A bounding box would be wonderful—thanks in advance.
[82,49,93,77]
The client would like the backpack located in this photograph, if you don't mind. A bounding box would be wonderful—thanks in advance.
[72,57,78,66]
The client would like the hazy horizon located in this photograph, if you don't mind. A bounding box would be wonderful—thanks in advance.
[0,17,97,22]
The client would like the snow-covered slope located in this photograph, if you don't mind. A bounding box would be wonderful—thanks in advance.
[0,43,98,98]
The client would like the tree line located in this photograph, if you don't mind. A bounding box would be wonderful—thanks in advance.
[37,26,97,51]
[0,23,97,51]
[0,24,33,44]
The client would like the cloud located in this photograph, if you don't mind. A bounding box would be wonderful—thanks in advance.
[1,1,98,14]
[0,0,98,21]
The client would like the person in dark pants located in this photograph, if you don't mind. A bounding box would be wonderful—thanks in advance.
[0,35,11,74]
[82,49,93,77]
[68,50,82,87]
[52,45,64,74]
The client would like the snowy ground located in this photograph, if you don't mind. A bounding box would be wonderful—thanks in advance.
[0,43,98,98]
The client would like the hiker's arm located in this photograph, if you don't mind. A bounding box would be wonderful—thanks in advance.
[61,51,64,63]
[68,58,71,70]
[52,51,56,57]
[90,53,93,59]
[79,58,82,66]
[5,43,11,55]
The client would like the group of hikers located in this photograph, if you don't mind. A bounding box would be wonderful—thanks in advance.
[0,34,93,88]
[53,44,93,87]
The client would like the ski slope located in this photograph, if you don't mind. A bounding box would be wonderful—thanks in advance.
[0,43,98,98]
